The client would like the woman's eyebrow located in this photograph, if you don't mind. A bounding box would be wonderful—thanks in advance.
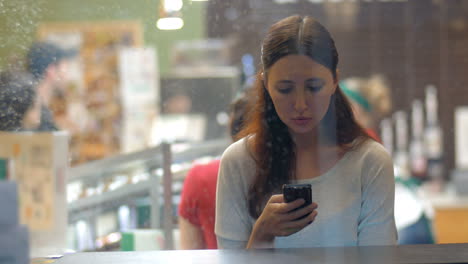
[276,80,295,85]
[305,78,325,84]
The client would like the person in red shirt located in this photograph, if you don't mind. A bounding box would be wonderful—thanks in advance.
[178,93,249,249]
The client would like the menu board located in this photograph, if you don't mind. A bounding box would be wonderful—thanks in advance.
[0,132,68,231]
[118,47,159,153]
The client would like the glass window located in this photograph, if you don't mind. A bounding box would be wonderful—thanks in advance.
[1,0,468,260]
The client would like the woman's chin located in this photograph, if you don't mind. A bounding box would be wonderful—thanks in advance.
[288,123,317,136]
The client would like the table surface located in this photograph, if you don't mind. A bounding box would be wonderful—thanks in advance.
[54,243,468,264]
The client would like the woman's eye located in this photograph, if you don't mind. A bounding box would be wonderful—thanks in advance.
[278,87,292,94]
[306,79,324,92]
[307,85,323,92]
[276,83,293,94]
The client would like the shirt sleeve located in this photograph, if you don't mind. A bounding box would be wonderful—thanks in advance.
[358,143,398,246]
[217,236,247,249]
[215,140,253,248]
[178,164,202,226]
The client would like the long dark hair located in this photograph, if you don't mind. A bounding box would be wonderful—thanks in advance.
[238,15,369,219]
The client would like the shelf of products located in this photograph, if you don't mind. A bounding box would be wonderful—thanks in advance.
[67,138,230,251]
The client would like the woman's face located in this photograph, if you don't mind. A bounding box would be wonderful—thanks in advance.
[266,55,337,136]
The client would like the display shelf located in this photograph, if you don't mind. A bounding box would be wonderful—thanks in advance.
[69,145,164,182]
[68,139,229,212]
[66,138,230,250]
[69,181,151,219]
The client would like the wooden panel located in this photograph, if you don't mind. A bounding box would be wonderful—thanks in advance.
[206,0,468,179]
[433,208,468,243]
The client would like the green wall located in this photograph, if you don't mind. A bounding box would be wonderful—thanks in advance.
[0,0,206,76]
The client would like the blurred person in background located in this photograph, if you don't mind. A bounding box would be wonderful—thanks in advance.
[0,70,41,131]
[339,74,392,142]
[26,41,73,131]
[340,75,433,244]
[178,91,249,249]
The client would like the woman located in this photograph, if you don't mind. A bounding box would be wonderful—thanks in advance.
[215,15,397,249]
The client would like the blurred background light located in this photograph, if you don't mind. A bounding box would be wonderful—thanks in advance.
[157,17,184,30]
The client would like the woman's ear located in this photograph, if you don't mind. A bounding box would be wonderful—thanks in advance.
[261,71,268,90]
[333,69,340,93]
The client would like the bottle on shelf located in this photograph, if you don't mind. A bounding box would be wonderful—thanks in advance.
[424,85,444,182]
[393,111,410,179]
[409,99,428,180]
[380,118,394,156]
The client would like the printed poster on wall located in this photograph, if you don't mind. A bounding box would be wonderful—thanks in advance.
[0,132,68,231]
[118,47,159,153]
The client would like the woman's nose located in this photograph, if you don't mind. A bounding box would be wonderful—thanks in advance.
[294,93,308,113]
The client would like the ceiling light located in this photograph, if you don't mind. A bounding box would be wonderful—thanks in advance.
[157,17,184,30]
[164,0,183,12]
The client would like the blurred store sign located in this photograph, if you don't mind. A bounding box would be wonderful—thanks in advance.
[171,39,230,69]
[37,21,144,165]
[0,132,69,258]
[118,47,159,154]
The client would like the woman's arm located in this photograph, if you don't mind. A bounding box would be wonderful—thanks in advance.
[215,142,253,248]
[358,143,398,246]
[179,217,205,249]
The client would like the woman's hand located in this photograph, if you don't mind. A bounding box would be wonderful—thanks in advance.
[247,194,318,248]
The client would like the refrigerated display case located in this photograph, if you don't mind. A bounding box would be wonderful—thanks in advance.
[67,138,230,251]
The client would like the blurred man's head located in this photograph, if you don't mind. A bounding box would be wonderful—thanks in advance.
[26,41,73,105]
[27,42,71,80]
[0,71,40,131]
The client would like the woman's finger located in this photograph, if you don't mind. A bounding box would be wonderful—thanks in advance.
[283,212,313,229]
[283,204,316,221]
[277,198,305,213]
[268,194,285,204]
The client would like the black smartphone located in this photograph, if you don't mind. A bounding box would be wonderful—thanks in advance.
[282,183,312,219]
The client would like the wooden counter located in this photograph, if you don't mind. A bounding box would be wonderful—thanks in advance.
[419,185,468,243]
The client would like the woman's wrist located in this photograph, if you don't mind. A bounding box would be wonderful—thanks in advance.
[247,221,275,248]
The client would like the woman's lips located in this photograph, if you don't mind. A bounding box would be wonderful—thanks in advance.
[292,117,312,126]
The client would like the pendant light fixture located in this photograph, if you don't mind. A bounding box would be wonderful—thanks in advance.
[156,0,184,30]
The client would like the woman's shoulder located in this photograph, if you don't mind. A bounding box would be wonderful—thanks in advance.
[221,136,253,164]
[348,138,393,166]
[219,136,257,185]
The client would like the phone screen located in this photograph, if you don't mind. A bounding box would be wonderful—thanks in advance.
[282,183,312,216]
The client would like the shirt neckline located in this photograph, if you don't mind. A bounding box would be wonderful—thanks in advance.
[292,146,354,184]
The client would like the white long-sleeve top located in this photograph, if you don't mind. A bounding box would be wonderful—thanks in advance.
[215,137,397,248]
